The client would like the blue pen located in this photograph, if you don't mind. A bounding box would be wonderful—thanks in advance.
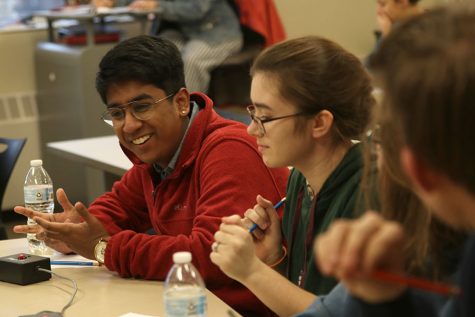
[50,260,99,266]
[248,197,287,233]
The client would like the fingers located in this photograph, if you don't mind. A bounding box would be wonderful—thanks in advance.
[211,221,257,281]
[13,224,40,234]
[57,188,74,211]
[244,194,274,232]
[362,221,405,272]
[316,219,350,276]
[44,237,73,254]
[244,207,270,231]
[74,202,92,222]
[214,221,249,244]
[339,212,384,277]
[315,212,405,280]
[213,222,251,257]
[14,206,50,220]
[33,217,66,239]
[256,195,273,208]
[221,215,243,225]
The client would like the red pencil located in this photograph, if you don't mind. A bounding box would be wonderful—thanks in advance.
[371,270,461,297]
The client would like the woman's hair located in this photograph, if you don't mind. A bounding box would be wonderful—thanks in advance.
[363,6,474,277]
[363,118,464,278]
[369,6,475,195]
[250,36,375,143]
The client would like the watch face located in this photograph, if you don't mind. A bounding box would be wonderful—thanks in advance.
[94,240,107,264]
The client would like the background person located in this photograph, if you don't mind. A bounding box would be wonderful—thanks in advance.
[366,0,424,67]
[92,0,243,94]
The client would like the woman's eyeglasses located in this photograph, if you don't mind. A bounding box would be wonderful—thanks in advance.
[246,105,306,135]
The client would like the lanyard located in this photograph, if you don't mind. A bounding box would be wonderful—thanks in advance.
[287,186,318,288]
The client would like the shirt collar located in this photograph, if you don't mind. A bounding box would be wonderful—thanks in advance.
[153,101,199,180]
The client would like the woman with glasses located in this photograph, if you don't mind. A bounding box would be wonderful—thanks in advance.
[210,36,375,316]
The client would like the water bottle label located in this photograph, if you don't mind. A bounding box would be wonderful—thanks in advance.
[165,295,206,317]
[24,187,53,203]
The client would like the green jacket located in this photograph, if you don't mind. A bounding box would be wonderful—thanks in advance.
[282,144,363,295]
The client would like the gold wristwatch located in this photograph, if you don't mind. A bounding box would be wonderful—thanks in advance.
[94,237,109,265]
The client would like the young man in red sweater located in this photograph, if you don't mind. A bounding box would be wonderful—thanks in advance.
[14,35,288,317]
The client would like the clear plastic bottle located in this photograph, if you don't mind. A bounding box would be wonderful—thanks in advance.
[164,252,207,317]
[24,159,54,255]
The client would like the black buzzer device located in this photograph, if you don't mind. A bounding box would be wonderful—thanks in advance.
[0,253,51,285]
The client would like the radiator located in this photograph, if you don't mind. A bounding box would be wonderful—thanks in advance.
[0,91,42,211]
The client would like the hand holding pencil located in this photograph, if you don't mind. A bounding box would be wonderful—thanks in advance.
[315,212,413,303]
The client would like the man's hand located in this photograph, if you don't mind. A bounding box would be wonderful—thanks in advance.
[34,201,108,259]
[315,212,407,303]
[13,188,105,256]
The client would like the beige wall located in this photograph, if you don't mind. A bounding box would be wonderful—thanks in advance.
[0,30,45,94]
[274,0,447,58]
[0,22,144,94]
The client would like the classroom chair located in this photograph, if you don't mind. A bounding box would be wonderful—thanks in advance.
[0,137,27,240]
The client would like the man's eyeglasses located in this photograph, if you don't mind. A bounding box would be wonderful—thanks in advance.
[101,93,175,127]
[246,105,305,135]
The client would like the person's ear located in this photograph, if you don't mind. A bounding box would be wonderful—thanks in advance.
[400,146,439,193]
[173,88,190,116]
[311,110,334,139]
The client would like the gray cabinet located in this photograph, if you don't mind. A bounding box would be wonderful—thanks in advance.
[35,42,114,204]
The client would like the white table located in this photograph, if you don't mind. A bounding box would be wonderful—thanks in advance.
[47,135,132,203]
[0,239,240,317]
[47,135,132,176]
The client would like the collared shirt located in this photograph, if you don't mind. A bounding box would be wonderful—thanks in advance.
[153,101,199,180]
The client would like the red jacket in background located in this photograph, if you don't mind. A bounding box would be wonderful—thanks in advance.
[89,92,289,317]
[235,0,286,46]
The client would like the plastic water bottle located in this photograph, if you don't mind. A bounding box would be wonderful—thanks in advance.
[24,159,54,255]
[164,252,207,317]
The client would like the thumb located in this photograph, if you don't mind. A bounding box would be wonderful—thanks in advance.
[74,202,92,222]
[257,195,282,226]
[256,195,273,209]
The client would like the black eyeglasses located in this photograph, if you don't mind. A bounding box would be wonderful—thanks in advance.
[247,105,306,135]
[101,93,175,127]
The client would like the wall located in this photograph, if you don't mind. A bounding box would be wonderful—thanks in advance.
[0,30,45,94]
[274,0,447,58]
[0,21,144,94]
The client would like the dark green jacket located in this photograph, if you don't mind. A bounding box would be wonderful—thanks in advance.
[282,144,363,295]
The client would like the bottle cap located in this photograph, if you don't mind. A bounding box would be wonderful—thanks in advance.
[173,251,192,264]
[30,159,43,167]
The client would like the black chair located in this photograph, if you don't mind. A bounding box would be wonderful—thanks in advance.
[0,138,27,240]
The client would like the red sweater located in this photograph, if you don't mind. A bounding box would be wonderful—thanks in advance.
[89,93,288,317]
